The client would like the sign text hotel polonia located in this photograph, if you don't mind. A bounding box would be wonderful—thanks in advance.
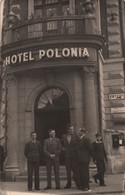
[5,47,89,66]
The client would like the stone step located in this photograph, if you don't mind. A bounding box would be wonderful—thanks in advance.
[15,165,97,182]
[15,175,67,182]
[15,166,66,181]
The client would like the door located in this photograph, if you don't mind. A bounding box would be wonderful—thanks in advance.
[34,87,70,165]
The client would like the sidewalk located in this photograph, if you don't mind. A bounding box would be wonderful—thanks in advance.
[0,173,124,195]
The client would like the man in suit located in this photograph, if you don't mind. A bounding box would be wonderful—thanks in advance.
[44,129,62,190]
[24,131,41,191]
[61,124,79,189]
[92,133,107,186]
[77,128,92,191]
[0,144,5,174]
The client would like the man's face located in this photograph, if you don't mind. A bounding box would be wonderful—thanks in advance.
[96,136,101,141]
[49,131,56,138]
[68,126,74,135]
[78,130,85,137]
[31,133,37,141]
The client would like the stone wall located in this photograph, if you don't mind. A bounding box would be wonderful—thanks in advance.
[104,129,125,174]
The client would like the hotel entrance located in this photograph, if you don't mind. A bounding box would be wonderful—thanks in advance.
[34,87,70,165]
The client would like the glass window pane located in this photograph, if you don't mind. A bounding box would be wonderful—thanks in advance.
[47,21,57,30]
[62,5,69,15]
[37,88,68,109]
[34,0,43,6]
[45,0,58,4]
[46,7,57,17]
[34,9,42,17]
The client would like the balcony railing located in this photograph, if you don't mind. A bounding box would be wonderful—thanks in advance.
[3,16,89,45]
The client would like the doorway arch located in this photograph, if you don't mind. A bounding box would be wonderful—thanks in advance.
[34,87,70,165]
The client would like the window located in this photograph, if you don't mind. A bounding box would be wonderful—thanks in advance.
[62,5,69,15]
[34,0,69,17]
[47,21,57,30]
[37,88,69,109]
[45,0,58,4]
[46,7,57,17]
[34,9,42,17]
[34,0,43,6]
[28,23,43,38]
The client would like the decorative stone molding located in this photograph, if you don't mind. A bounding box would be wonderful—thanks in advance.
[112,114,125,125]
[111,101,125,107]
[83,0,95,14]
[44,70,55,85]
[109,87,124,93]
[83,65,98,78]
[108,72,124,79]
[5,74,17,85]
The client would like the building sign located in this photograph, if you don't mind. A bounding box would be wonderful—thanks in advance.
[5,47,89,66]
[109,94,124,100]
[111,107,125,113]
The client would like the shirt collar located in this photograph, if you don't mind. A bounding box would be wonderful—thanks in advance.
[80,134,85,139]
[31,139,36,143]
[96,140,102,143]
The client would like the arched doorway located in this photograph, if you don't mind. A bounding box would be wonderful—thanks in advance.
[34,87,70,165]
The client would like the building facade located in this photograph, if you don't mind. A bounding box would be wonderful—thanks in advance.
[0,0,125,180]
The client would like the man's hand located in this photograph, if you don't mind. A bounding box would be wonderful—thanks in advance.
[93,160,97,164]
[62,147,65,151]
[50,154,55,158]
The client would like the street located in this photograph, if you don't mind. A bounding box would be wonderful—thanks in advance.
[0,173,124,195]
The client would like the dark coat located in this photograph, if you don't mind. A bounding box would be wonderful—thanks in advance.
[24,140,41,163]
[92,141,107,162]
[77,136,92,163]
[61,134,79,160]
[44,137,62,162]
[0,145,5,163]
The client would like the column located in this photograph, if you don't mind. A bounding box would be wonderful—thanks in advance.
[69,0,75,15]
[5,74,19,180]
[83,66,100,142]
[28,0,34,18]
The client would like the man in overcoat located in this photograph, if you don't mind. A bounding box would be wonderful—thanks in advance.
[77,128,92,191]
[44,129,62,190]
[0,144,5,174]
[24,131,41,191]
[61,124,79,188]
[92,133,107,186]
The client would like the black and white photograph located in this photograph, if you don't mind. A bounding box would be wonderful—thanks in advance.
[0,0,125,195]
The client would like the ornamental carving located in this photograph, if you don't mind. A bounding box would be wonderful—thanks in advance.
[83,66,98,78]
[5,74,17,85]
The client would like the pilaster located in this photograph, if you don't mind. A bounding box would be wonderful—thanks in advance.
[83,66,100,142]
[28,0,34,18]
[69,0,75,15]
[5,74,19,181]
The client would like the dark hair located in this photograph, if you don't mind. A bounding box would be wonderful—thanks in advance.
[30,131,37,136]
[66,124,73,130]
[79,128,87,133]
[95,133,101,137]
[48,129,55,133]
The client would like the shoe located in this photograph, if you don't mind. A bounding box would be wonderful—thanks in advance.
[100,184,106,186]
[64,185,71,189]
[82,188,91,191]
[56,187,61,189]
[44,187,51,190]
[35,188,40,190]
[28,189,32,191]
[93,175,98,184]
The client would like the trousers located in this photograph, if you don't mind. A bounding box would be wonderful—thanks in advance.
[46,160,60,188]
[27,161,40,190]
[94,159,106,185]
[78,161,90,189]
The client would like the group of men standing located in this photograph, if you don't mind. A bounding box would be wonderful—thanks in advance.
[24,124,107,192]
